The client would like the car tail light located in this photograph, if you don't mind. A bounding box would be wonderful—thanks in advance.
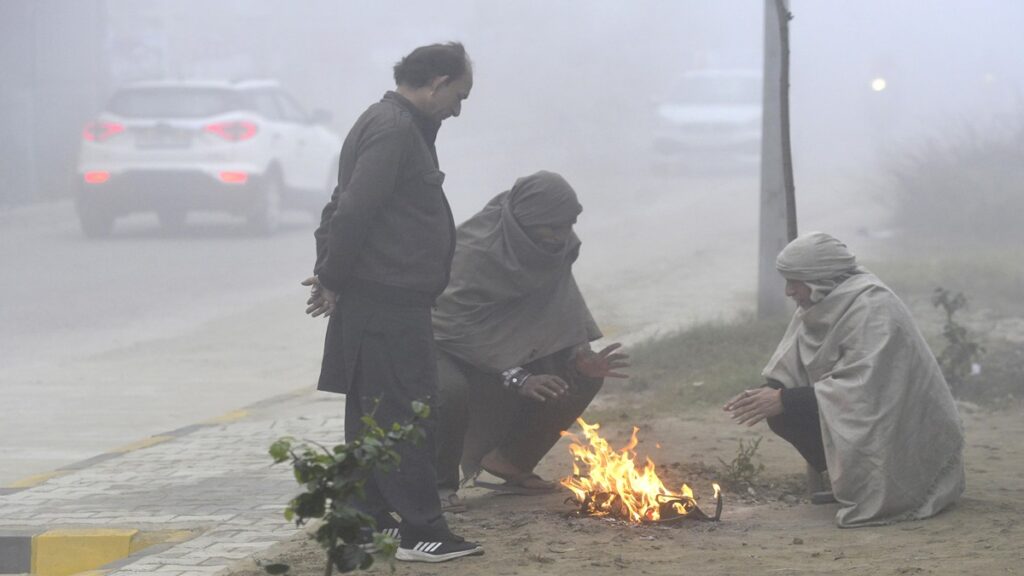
[83,122,124,142]
[218,171,249,184]
[204,121,258,142]
[84,171,110,184]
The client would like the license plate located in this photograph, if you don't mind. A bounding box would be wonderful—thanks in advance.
[136,126,192,149]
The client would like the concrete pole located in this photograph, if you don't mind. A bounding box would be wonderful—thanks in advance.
[758,0,797,318]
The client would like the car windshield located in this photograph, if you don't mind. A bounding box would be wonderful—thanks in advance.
[669,75,761,105]
[108,88,241,118]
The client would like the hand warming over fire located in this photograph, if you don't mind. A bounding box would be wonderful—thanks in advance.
[575,342,631,379]
[723,386,783,426]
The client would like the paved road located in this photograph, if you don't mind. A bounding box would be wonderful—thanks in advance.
[0,203,325,485]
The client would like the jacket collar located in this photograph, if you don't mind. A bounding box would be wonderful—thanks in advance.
[383,91,441,144]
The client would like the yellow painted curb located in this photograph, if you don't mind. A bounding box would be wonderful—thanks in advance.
[5,470,70,488]
[26,529,197,576]
[109,435,173,454]
[205,409,249,424]
[32,529,136,576]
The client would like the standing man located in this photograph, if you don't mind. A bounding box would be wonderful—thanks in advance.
[303,42,482,563]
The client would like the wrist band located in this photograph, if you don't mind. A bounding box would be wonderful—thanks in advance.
[501,367,531,391]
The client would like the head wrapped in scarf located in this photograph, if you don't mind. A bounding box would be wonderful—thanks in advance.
[508,171,582,228]
[432,171,600,372]
[776,232,865,305]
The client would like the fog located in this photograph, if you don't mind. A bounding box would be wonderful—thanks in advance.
[1,1,1021,482]
[4,1,1021,217]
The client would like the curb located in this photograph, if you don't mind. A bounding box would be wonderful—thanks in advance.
[0,529,192,576]
[0,387,312,574]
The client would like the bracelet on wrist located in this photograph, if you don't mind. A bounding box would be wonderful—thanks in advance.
[501,367,531,391]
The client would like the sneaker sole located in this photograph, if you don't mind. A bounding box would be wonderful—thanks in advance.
[395,546,484,563]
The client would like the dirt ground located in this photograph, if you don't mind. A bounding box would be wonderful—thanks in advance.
[228,399,1024,576]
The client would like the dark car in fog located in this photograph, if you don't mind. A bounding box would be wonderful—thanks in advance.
[76,80,341,237]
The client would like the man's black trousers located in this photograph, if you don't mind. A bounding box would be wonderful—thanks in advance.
[341,290,448,540]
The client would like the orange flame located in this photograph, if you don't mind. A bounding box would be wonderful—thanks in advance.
[561,418,718,524]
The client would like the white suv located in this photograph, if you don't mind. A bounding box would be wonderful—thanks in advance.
[651,69,762,174]
[76,80,341,237]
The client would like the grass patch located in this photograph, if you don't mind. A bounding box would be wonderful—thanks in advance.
[591,314,787,419]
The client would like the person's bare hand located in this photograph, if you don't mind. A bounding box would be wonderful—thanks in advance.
[575,343,631,379]
[301,276,337,317]
[723,387,783,426]
[518,374,569,402]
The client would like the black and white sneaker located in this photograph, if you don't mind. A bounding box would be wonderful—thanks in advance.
[395,533,483,563]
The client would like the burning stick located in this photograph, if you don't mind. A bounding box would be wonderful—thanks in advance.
[561,418,722,524]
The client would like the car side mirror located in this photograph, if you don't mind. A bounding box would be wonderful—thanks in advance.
[310,109,332,125]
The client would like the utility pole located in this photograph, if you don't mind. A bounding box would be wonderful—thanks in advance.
[758,0,798,318]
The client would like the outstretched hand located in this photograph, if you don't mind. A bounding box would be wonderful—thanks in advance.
[723,387,783,426]
[575,343,630,379]
[301,276,337,317]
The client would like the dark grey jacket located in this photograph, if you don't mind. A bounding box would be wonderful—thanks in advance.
[314,92,455,394]
[313,91,456,299]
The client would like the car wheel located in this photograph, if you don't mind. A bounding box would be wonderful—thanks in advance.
[248,173,282,235]
[158,209,187,233]
[78,203,115,239]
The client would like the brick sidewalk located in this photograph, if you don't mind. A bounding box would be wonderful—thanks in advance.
[0,389,343,576]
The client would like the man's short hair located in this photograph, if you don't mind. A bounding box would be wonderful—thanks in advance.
[393,42,471,88]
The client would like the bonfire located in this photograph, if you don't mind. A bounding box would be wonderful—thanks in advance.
[561,418,721,524]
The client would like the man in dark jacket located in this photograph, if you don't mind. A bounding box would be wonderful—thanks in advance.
[302,42,481,563]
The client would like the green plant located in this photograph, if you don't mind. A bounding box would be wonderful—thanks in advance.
[932,287,985,398]
[269,402,429,576]
[717,436,766,487]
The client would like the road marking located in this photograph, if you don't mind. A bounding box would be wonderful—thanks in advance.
[204,409,249,424]
[5,471,69,489]
[109,436,173,454]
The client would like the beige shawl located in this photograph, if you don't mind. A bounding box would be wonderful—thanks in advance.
[764,233,965,527]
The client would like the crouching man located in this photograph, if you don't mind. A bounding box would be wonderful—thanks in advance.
[431,171,629,511]
[724,232,964,527]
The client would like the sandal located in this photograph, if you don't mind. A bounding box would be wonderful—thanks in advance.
[474,470,560,495]
[439,490,467,513]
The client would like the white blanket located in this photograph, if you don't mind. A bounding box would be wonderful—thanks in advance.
[763,272,965,527]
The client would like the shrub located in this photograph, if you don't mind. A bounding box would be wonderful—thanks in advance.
[717,436,766,488]
[932,288,986,398]
[885,120,1024,242]
[269,402,429,575]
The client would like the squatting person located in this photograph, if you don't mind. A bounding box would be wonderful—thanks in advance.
[724,231,964,527]
[430,171,629,512]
